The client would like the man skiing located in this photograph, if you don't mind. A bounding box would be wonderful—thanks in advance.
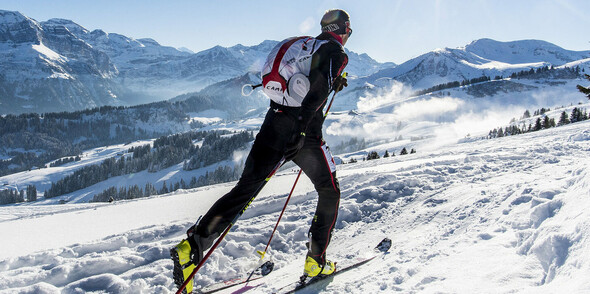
[172,9,351,292]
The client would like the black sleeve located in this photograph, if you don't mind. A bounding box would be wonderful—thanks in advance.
[297,41,348,130]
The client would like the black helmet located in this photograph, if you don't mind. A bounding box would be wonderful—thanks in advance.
[320,9,351,35]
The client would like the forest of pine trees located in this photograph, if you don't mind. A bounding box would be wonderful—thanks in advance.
[0,92,249,177]
[360,147,416,163]
[488,107,588,139]
[414,66,581,97]
[90,164,242,202]
[44,130,253,199]
[0,108,170,177]
[0,184,36,205]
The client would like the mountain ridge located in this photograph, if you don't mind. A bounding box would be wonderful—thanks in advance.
[1,9,589,116]
[0,10,391,114]
[364,38,590,89]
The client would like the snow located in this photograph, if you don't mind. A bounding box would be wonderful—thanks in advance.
[187,110,227,125]
[31,43,66,62]
[1,115,589,293]
[460,59,547,71]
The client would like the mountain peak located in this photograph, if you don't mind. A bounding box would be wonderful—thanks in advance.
[0,10,42,44]
[0,9,27,24]
[465,38,589,64]
[42,18,89,35]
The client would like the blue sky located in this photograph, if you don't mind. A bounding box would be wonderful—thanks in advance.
[2,0,588,64]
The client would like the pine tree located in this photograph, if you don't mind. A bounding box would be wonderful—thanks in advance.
[160,181,169,194]
[26,185,37,202]
[543,116,551,129]
[384,150,390,158]
[534,118,543,131]
[571,108,580,123]
[558,111,570,126]
[18,190,25,203]
[577,74,590,100]
[400,147,408,155]
[366,151,380,160]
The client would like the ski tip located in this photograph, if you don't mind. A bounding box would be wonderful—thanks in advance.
[376,237,392,253]
[260,260,274,276]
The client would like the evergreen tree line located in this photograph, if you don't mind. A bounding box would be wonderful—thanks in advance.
[45,130,253,199]
[488,107,588,139]
[348,147,416,164]
[414,66,582,97]
[90,164,243,203]
[510,66,581,80]
[415,76,492,96]
[183,131,254,170]
[0,185,37,205]
[49,156,81,167]
[0,110,167,177]
[0,92,249,177]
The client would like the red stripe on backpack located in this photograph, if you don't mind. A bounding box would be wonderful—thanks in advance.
[262,36,308,92]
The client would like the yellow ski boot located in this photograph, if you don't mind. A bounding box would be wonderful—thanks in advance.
[304,256,336,277]
[171,239,197,294]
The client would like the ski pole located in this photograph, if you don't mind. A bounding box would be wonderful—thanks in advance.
[245,168,303,282]
[175,157,286,294]
[244,72,347,280]
[325,72,347,116]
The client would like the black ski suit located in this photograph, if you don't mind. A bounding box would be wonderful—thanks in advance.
[195,32,348,264]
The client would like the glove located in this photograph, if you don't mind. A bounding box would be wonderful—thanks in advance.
[284,122,306,161]
[332,75,348,93]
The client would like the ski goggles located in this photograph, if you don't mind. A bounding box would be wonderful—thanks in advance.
[345,21,352,37]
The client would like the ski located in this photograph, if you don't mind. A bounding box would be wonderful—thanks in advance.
[196,261,273,294]
[275,237,392,294]
[196,276,263,294]
[196,238,391,294]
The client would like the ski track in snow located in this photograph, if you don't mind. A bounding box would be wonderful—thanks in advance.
[0,121,589,293]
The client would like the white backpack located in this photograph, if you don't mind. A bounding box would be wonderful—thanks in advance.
[261,36,328,107]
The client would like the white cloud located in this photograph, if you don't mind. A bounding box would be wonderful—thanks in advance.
[299,17,315,34]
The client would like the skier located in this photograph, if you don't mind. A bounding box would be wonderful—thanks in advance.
[172,9,351,292]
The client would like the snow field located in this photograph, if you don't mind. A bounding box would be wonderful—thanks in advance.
[0,121,589,293]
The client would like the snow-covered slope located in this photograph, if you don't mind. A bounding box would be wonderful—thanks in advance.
[0,115,589,293]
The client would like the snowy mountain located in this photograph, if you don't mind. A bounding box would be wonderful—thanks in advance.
[363,38,590,89]
[0,11,123,114]
[0,10,391,115]
[2,10,588,117]
[328,39,590,111]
